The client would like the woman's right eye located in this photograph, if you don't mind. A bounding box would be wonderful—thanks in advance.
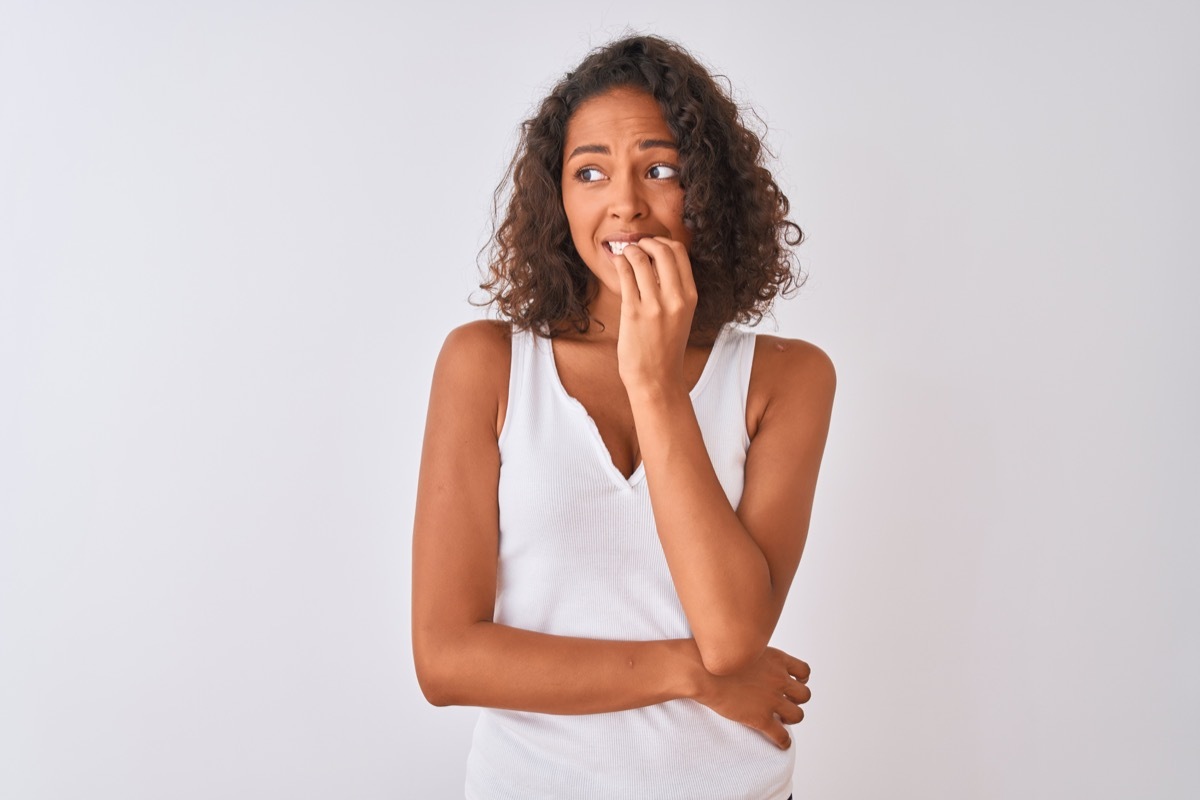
[575,167,605,182]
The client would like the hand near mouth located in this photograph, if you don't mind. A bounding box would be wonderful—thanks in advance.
[611,236,699,400]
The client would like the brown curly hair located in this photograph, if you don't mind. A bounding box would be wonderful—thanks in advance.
[472,33,806,343]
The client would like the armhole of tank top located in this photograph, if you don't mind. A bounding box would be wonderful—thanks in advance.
[496,326,523,454]
[739,327,757,453]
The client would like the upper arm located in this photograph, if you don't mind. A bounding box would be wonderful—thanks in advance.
[411,320,510,691]
[736,337,837,640]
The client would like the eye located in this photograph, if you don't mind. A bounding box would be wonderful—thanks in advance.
[574,167,606,183]
[647,163,680,180]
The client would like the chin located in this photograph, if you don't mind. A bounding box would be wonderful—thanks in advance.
[589,261,617,287]
[597,276,622,300]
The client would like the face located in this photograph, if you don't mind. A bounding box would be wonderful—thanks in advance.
[560,86,691,297]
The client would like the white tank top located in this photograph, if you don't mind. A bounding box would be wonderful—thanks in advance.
[464,321,795,800]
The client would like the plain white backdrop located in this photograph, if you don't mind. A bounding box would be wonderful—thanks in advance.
[2,0,1197,797]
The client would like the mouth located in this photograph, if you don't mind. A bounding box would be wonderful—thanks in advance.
[602,233,655,256]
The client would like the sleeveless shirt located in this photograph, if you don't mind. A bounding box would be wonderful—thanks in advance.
[464,321,795,800]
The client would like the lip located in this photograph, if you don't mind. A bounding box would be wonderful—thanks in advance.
[600,232,657,258]
[603,232,656,244]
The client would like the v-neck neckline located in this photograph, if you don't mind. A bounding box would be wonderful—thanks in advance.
[543,323,730,491]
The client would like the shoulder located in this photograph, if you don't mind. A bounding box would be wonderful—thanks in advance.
[439,318,512,363]
[432,319,513,439]
[746,332,836,440]
[753,334,836,393]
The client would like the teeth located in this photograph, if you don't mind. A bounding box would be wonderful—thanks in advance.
[607,240,634,254]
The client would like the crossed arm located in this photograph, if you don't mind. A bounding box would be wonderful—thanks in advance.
[410,320,834,745]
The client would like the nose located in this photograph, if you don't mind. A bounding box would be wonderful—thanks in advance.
[607,169,649,220]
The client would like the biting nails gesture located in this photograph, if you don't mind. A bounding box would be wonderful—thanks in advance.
[612,236,699,398]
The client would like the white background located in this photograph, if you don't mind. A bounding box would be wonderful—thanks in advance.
[2,1,1197,797]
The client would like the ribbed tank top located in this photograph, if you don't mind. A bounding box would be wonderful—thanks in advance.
[464,321,795,800]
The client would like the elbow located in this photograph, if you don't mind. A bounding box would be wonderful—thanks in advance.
[421,688,455,708]
[415,668,454,707]
[695,610,772,676]
[413,619,488,708]
[697,637,768,677]
[412,637,461,707]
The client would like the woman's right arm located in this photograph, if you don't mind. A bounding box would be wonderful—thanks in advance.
[410,322,809,745]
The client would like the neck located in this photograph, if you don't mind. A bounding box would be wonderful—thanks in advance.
[574,283,623,343]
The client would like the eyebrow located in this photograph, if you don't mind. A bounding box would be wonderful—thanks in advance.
[565,138,678,161]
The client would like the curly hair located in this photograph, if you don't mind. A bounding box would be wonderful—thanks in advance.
[472,33,806,343]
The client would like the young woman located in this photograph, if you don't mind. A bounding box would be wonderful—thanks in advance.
[412,34,835,800]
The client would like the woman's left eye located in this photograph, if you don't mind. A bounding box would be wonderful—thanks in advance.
[648,164,680,179]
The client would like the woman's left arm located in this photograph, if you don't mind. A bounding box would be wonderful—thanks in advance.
[616,238,837,677]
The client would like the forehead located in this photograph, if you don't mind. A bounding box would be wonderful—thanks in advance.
[564,88,672,147]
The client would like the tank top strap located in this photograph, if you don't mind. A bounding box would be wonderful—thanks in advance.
[692,323,758,451]
[497,324,533,453]
[727,324,758,451]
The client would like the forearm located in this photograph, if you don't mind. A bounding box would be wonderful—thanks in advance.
[416,621,708,714]
[630,386,774,672]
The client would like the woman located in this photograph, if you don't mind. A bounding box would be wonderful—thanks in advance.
[412,34,835,800]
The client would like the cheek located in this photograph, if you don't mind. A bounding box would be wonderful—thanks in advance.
[664,186,686,219]
[562,190,597,231]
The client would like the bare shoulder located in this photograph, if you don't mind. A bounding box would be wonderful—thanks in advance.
[755,334,836,390]
[433,319,512,439]
[747,333,836,440]
[439,318,512,365]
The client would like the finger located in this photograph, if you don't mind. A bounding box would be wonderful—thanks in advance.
[783,678,812,705]
[613,253,642,306]
[776,700,806,725]
[789,657,811,684]
[635,237,680,297]
[762,719,792,750]
[621,244,661,310]
[663,237,696,300]
[658,236,695,302]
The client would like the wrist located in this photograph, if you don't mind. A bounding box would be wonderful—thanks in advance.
[626,387,694,449]
[669,638,714,702]
[627,381,689,409]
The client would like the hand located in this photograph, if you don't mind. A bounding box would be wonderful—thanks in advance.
[693,646,811,750]
[612,237,698,397]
